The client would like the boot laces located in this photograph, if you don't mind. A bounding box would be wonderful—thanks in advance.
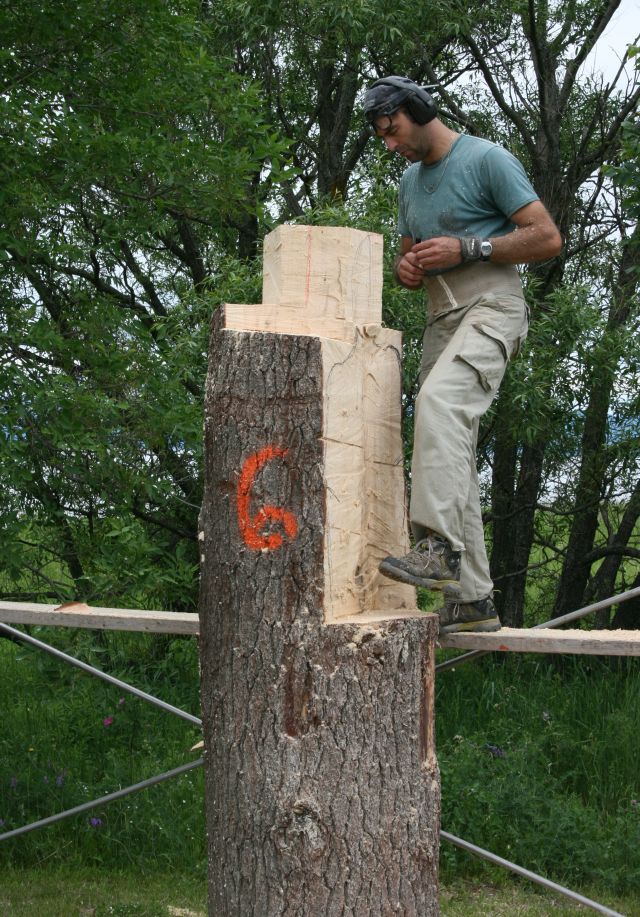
[415,536,444,562]
[449,601,461,621]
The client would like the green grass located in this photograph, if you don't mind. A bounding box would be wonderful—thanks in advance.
[441,877,639,916]
[0,629,204,873]
[0,867,637,917]
[0,866,206,917]
[437,653,640,894]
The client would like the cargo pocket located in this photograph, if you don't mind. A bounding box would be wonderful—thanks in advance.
[510,305,530,360]
[454,323,509,394]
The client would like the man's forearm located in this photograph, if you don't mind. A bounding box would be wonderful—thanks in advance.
[488,222,562,264]
[489,200,563,265]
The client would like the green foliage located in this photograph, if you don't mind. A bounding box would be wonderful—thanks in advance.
[1,1,279,226]
[605,47,640,224]
[0,0,288,606]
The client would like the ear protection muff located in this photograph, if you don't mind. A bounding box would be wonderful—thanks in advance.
[365,75,438,125]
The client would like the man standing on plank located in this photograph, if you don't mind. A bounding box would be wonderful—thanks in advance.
[364,76,562,633]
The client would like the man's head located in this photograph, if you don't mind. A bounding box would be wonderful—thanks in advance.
[363,76,438,130]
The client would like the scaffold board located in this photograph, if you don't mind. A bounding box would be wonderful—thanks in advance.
[438,626,640,656]
[0,601,199,635]
[2,602,640,656]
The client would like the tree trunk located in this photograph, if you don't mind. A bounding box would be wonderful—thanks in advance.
[491,430,545,628]
[199,226,440,916]
[489,397,518,621]
[590,479,640,626]
[611,574,640,630]
[554,230,640,617]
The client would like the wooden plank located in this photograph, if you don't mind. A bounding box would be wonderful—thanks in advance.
[438,626,640,656]
[3,604,640,656]
[0,601,199,635]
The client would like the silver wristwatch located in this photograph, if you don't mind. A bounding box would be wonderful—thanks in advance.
[480,239,493,261]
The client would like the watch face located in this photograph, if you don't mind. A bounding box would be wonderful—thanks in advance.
[480,241,492,259]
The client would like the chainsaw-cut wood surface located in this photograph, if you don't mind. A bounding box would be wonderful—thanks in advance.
[262,224,383,326]
[199,244,440,915]
[320,324,414,620]
[223,302,357,342]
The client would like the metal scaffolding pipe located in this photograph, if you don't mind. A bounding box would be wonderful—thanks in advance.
[441,830,625,917]
[0,622,202,726]
[436,585,640,673]
[0,758,204,843]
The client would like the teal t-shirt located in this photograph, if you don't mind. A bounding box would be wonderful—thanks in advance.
[398,134,538,267]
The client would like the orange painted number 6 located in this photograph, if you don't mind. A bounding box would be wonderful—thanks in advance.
[237,446,299,551]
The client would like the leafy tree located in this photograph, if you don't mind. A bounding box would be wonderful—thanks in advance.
[1,0,637,627]
[0,0,285,607]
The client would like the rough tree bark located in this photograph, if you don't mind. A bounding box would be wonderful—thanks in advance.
[199,226,440,916]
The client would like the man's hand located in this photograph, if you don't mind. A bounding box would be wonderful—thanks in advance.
[394,235,463,287]
[394,203,562,289]
[412,237,463,272]
[394,250,424,288]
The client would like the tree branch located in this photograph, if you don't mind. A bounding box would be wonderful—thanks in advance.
[576,85,640,184]
[173,215,208,287]
[130,499,196,541]
[560,0,622,105]
[463,33,536,160]
[583,545,640,565]
[118,240,168,317]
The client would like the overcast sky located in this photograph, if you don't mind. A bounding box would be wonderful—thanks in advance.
[585,0,639,81]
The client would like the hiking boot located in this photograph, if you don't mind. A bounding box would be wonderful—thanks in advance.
[439,596,501,634]
[379,533,461,595]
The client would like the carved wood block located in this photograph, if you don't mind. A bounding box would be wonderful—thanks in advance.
[262,224,383,326]
[198,225,439,917]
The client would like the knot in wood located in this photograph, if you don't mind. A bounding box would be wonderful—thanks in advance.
[272,800,328,862]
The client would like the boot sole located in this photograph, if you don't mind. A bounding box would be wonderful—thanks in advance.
[439,619,502,634]
[379,559,462,597]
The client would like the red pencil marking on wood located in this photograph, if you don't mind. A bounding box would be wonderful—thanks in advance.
[237,446,298,551]
[304,227,312,306]
[498,644,509,651]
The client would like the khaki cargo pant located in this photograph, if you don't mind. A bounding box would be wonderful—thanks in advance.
[410,263,529,603]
